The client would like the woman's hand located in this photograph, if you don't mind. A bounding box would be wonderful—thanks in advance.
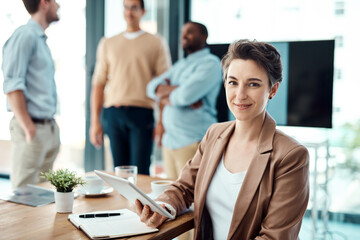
[134,199,168,228]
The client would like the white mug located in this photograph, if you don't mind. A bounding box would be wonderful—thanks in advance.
[83,175,104,194]
[150,180,173,198]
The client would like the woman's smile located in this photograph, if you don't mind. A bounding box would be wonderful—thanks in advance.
[233,103,252,110]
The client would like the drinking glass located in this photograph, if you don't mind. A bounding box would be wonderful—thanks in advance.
[115,165,138,185]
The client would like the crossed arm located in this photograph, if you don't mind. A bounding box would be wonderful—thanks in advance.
[152,79,202,146]
[154,78,177,106]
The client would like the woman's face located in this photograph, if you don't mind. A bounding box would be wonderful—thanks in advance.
[225,59,279,122]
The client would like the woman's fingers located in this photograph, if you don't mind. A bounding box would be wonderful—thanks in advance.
[135,200,170,228]
[148,211,168,228]
[134,199,144,216]
[140,204,152,222]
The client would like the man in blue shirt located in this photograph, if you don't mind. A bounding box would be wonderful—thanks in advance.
[147,22,222,180]
[2,0,61,189]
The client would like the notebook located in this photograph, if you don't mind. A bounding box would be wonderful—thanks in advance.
[68,209,158,239]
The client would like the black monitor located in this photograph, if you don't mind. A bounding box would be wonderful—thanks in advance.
[209,40,335,128]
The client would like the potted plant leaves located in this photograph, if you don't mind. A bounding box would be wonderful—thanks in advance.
[41,169,85,213]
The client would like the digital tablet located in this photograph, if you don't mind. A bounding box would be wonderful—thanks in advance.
[94,170,174,220]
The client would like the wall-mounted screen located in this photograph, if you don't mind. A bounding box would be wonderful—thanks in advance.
[210,40,335,128]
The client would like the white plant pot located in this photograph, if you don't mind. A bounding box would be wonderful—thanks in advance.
[54,191,74,213]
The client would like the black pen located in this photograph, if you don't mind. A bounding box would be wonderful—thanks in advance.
[79,213,121,218]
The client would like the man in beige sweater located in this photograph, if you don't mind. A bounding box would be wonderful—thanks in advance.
[90,0,171,174]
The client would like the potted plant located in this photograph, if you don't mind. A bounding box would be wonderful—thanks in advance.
[41,169,86,213]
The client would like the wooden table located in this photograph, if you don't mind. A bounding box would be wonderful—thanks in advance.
[0,173,194,240]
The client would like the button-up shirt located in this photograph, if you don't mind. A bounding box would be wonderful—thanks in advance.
[147,48,222,149]
[2,19,57,119]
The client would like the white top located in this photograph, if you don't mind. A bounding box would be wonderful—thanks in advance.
[205,157,247,240]
[123,30,145,39]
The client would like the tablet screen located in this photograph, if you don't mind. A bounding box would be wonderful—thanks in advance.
[94,171,174,219]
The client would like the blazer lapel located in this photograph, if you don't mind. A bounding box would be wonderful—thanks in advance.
[196,122,236,223]
[227,113,276,239]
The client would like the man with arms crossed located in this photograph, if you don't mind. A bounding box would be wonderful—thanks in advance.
[147,22,222,179]
[2,0,61,189]
[90,0,171,174]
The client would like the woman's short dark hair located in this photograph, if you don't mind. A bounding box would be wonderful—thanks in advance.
[221,39,283,87]
[22,0,42,14]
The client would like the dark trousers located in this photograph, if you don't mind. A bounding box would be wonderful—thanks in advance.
[103,106,154,175]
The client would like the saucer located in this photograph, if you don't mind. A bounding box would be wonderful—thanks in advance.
[77,186,114,197]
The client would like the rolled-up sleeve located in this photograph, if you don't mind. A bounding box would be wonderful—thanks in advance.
[146,69,172,100]
[2,30,34,94]
[169,57,221,106]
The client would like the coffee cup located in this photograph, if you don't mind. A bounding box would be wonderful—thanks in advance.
[150,180,173,198]
[83,175,104,194]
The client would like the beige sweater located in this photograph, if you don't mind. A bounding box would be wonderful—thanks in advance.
[92,32,171,109]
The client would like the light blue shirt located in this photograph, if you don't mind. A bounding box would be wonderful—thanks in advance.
[2,19,57,119]
[147,48,222,149]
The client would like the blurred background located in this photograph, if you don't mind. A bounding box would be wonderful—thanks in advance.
[1,0,359,239]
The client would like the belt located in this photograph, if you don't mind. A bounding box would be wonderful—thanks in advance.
[31,118,54,124]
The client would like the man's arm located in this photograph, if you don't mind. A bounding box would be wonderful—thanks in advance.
[153,36,172,77]
[7,90,36,143]
[169,57,222,107]
[3,28,38,143]
[89,84,105,148]
[156,80,202,108]
[153,101,165,147]
[155,78,177,99]
[147,70,172,100]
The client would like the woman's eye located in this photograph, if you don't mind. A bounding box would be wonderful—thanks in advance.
[249,82,260,87]
[228,80,237,86]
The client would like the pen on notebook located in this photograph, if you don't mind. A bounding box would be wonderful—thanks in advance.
[79,213,121,218]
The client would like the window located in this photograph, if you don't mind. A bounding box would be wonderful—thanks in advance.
[335,35,344,47]
[336,68,342,80]
[335,1,345,15]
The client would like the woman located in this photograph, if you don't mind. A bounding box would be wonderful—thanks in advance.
[135,39,309,239]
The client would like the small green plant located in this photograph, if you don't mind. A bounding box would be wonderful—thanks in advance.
[41,169,86,192]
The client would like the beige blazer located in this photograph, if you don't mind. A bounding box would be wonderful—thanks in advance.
[157,113,309,239]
